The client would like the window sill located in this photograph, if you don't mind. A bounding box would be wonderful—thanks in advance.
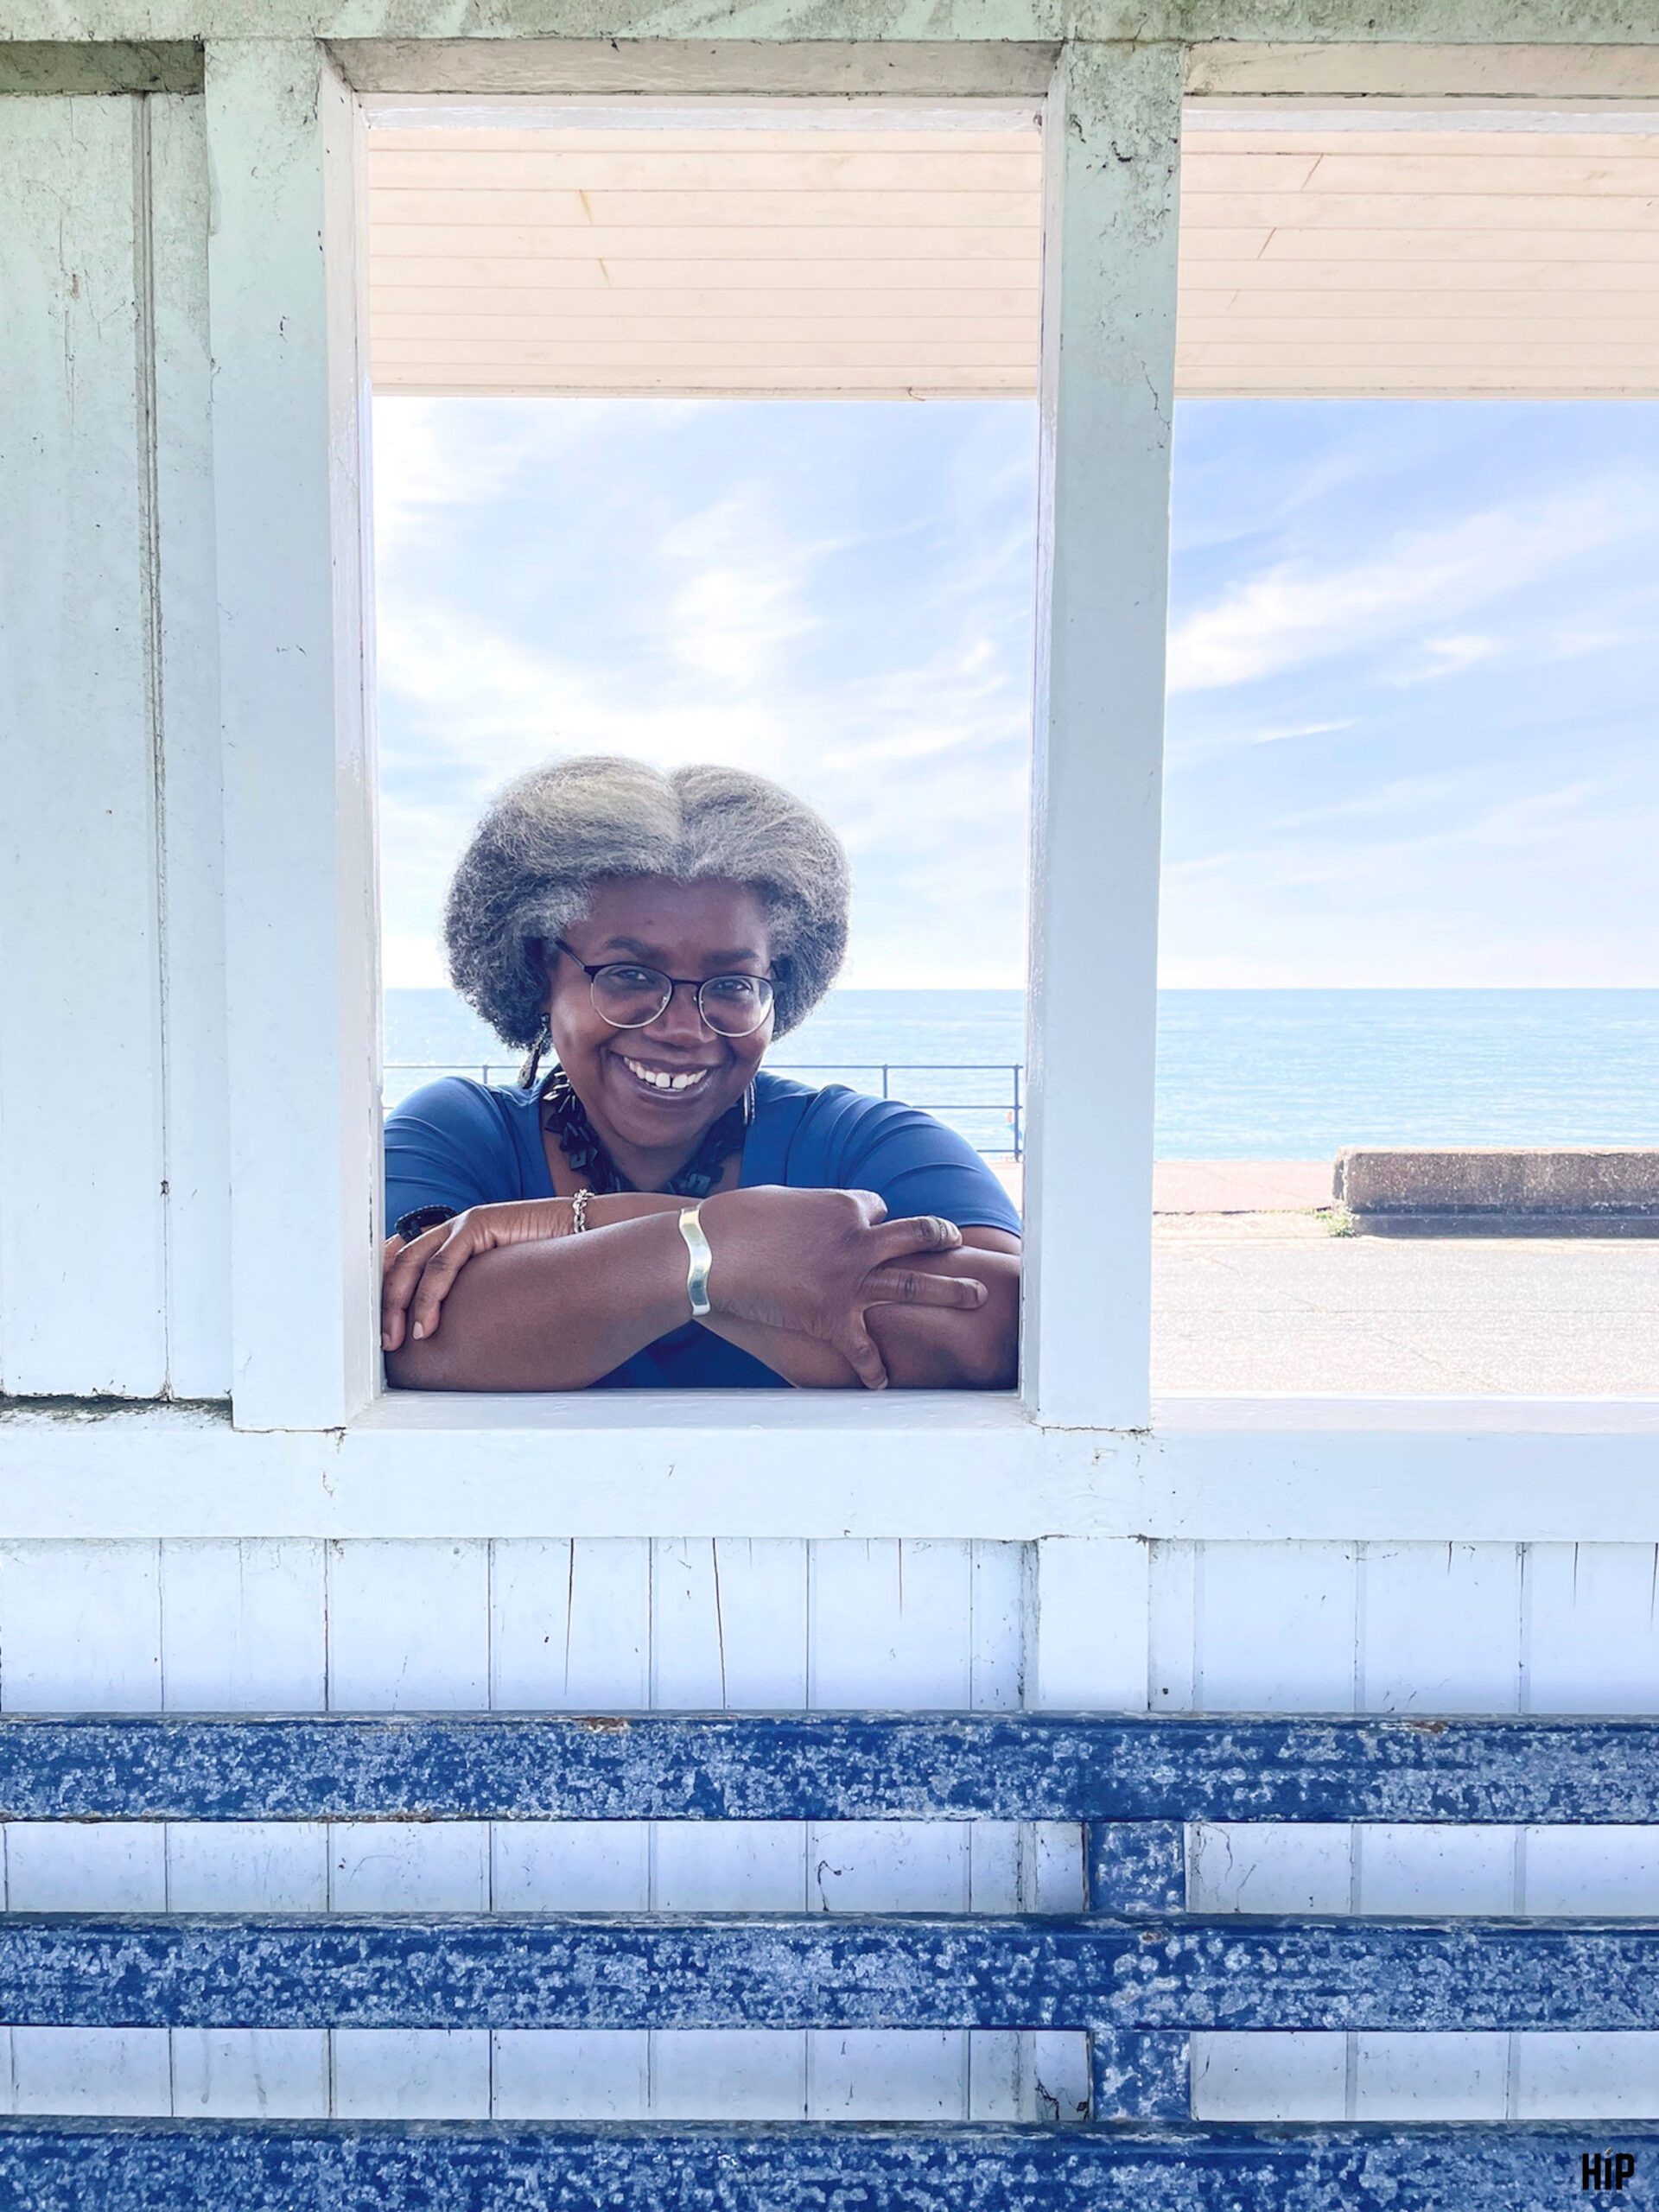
[0,1389,1655,1541]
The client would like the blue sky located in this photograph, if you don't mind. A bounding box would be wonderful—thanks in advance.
[374,396,1658,991]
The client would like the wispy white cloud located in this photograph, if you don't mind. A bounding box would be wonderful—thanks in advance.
[1166,488,1633,695]
[1389,632,1503,684]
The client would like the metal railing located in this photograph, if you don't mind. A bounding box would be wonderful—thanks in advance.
[385,1059,1025,1158]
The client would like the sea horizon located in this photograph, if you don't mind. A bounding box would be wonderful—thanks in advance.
[385,984,1659,1161]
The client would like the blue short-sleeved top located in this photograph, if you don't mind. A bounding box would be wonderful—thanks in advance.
[385,1071,1021,1389]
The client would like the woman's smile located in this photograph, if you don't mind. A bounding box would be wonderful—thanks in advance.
[613,1049,716,1102]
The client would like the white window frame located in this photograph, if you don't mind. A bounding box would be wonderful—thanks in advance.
[207,35,1181,1445]
[175,29,1659,1547]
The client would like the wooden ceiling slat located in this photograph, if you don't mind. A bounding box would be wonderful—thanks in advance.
[372,315,1036,340]
[367,119,1659,400]
[372,289,1041,318]
[1258,228,1659,263]
[1185,192,1659,232]
[370,149,1043,190]
[370,224,1040,261]
[367,127,1029,156]
[372,256,1039,291]
[378,370,1036,392]
[374,339,1040,366]
[369,188,1041,227]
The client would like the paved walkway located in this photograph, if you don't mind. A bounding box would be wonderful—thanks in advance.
[1153,1211,1659,1396]
[991,1160,1657,1395]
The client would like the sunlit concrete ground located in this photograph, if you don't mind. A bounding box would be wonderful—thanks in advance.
[1153,1211,1659,1396]
[992,1160,1659,1395]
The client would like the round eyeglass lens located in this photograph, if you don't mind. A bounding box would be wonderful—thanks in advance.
[698,975,773,1037]
[589,964,674,1028]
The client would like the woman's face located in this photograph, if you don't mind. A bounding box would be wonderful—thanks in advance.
[543,874,777,1179]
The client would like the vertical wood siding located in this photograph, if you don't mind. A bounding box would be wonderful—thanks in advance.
[0,90,226,1399]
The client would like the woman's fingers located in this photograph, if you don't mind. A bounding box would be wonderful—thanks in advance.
[381,1226,448,1351]
[867,1213,963,1267]
[842,1319,890,1391]
[405,1228,482,1344]
[862,1266,987,1311]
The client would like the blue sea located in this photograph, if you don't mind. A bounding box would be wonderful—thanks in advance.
[385,987,1659,1160]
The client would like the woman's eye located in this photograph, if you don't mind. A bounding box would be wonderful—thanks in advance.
[606,965,658,989]
[707,976,758,1000]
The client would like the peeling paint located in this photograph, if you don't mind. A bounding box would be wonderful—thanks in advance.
[1,1712,1655,1824]
[2,2116,1656,2211]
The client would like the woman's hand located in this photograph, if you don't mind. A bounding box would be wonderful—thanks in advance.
[700,1185,986,1390]
[382,1198,573,1351]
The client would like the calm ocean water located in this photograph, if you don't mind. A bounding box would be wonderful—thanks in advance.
[385,987,1659,1160]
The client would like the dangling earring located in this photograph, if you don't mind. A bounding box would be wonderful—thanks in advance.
[518,1014,553,1092]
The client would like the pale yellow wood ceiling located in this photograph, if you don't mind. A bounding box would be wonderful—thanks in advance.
[367,119,1659,400]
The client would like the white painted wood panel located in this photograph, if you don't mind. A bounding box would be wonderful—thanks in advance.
[161,1540,326,1709]
[149,94,232,1400]
[0,96,168,1395]
[326,1538,489,1709]
[205,39,380,1429]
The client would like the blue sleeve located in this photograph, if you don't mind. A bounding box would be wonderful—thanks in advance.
[383,1077,523,1232]
[822,1094,1022,1237]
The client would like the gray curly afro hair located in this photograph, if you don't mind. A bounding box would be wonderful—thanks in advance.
[443,755,851,1048]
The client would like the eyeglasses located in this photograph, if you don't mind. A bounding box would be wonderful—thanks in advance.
[553,939,775,1039]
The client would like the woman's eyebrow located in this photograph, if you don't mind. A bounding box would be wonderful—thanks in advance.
[600,936,767,969]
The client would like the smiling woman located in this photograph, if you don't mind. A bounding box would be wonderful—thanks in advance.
[381,756,1021,1391]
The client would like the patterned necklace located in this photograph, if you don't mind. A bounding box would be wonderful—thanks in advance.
[537,1065,754,1200]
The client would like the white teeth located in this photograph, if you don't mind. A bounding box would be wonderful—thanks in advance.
[623,1057,709,1094]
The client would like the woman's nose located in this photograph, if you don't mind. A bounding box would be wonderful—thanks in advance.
[648,981,712,1044]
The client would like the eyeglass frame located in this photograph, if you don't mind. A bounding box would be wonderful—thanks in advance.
[550,938,777,1038]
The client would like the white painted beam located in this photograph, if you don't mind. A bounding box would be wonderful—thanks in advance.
[6,1397,1658,1542]
[1021,42,1181,1430]
[0,95,169,1395]
[150,93,232,1397]
[205,41,381,1429]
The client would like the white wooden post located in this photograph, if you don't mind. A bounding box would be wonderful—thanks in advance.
[205,40,381,1429]
[1021,42,1182,1431]
[0,94,170,1396]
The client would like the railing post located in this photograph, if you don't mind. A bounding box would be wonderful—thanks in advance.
[1084,1821,1190,2120]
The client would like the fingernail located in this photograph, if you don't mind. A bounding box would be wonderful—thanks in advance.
[381,1332,392,1350]
[411,1322,424,1341]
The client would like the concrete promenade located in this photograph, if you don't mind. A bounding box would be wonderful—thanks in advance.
[1154,1208,1659,1397]
[993,1160,1658,1395]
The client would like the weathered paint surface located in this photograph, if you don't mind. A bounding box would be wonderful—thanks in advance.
[1085,1823,1186,1915]
[3,4,1656,55]
[0,2118,1655,2211]
[3,1712,1657,1824]
[1087,2029,1191,2120]
[2,1913,1656,2033]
